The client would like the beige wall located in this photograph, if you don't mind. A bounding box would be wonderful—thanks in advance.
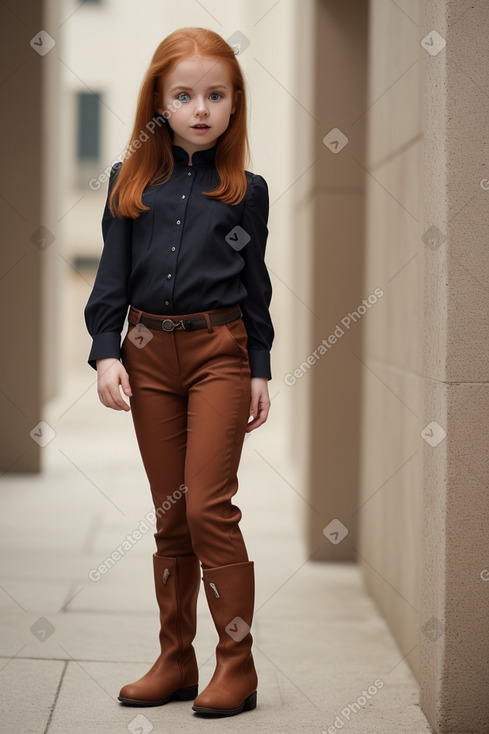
[293,0,369,562]
[420,1,489,732]
[297,0,489,731]
[0,0,60,472]
[358,0,425,675]
[357,0,489,731]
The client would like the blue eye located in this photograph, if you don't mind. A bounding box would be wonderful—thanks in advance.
[175,91,223,103]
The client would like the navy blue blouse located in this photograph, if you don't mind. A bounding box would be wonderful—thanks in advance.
[84,143,274,379]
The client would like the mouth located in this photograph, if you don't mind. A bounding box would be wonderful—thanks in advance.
[191,124,210,129]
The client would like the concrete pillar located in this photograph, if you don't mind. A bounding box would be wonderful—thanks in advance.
[0,0,59,473]
[0,0,43,472]
[355,0,489,729]
[292,0,369,562]
[357,0,425,677]
[420,2,489,731]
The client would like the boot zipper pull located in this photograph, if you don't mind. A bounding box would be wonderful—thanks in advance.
[209,581,220,598]
[162,568,170,585]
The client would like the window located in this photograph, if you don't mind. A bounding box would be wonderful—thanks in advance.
[77,91,101,162]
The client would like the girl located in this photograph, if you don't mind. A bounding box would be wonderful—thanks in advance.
[84,27,274,718]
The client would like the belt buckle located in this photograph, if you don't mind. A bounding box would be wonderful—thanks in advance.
[161,319,177,332]
[161,318,193,332]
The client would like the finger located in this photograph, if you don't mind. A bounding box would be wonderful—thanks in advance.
[106,383,131,411]
[246,417,262,432]
[121,371,132,397]
[249,395,258,420]
[246,399,270,432]
[247,413,267,431]
[114,384,131,411]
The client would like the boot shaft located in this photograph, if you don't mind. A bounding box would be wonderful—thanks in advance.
[192,560,258,715]
[153,554,201,656]
[201,561,255,648]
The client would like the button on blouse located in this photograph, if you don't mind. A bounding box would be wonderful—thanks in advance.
[84,143,274,379]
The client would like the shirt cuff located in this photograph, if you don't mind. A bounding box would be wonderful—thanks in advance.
[88,331,122,370]
[248,349,272,380]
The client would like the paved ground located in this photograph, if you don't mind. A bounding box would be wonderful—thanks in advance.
[0,369,434,733]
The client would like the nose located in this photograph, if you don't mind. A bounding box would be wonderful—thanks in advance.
[194,96,209,117]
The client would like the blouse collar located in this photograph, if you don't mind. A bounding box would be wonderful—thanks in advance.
[171,143,217,167]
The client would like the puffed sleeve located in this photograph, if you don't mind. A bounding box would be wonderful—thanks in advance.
[239,173,274,380]
[84,162,132,370]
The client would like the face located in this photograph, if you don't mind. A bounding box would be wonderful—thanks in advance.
[157,56,236,159]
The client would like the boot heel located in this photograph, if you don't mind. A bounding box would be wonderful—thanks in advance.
[243,690,257,711]
[174,685,198,701]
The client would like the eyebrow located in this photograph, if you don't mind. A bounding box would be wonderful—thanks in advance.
[169,84,230,93]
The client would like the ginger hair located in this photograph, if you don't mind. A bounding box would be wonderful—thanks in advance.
[108,27,251,218]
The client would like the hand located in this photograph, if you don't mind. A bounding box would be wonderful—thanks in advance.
[96,358,132,411]
[246,377,270,432]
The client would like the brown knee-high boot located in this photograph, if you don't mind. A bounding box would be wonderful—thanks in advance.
[192,561,258,716]
[118,553,200,706]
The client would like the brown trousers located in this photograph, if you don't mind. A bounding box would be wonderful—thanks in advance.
[121,306,252,569]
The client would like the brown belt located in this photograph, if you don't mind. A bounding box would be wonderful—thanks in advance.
[128,305,241,332]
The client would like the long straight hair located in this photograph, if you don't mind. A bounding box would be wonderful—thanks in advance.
[108,28,251,219]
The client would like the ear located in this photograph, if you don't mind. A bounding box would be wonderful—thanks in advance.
[230,88,240,115]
